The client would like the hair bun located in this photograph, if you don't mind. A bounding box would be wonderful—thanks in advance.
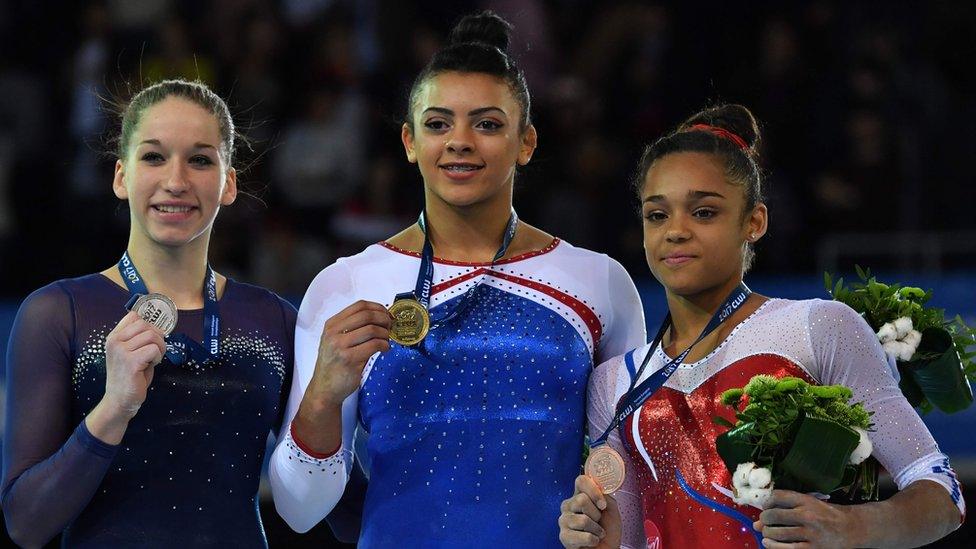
[682,103,761,159]
[448,10,513,52]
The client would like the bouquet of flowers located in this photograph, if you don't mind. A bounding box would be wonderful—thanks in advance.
[825,266,976,413]
[713,375,877,509]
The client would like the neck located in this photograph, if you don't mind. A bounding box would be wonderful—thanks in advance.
[664,275,744,346]
[123,230,211,308]
[422,187,514,262]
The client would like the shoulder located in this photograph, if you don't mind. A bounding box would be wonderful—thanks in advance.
[20,274,112,312]
[747,297,855,322]
[534,238,624,272]
[305,245,399,295]
[225,279,299,324]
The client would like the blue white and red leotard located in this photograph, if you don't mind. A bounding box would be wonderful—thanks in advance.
[270,238,647,548]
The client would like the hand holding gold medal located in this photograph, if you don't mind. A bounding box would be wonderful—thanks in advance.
[307,300,394,406]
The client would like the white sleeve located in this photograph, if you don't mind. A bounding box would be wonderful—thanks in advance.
[268,260,363,533]
[588,351,646,549]
[808,299,965,518]
[596,258,646,363]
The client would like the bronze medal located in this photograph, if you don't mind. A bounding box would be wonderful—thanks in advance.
[131,293,178,336]
[584,445,626,494]
[388,298,430,346]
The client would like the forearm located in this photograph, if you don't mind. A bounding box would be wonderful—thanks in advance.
[1,422,117,547]
[291,386,344,455]
[849,480,960,548]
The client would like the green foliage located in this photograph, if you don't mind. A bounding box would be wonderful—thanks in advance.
[825,266,976,387]
[824,266,942,332]
[951,316,976,381]
[718,376,873,469]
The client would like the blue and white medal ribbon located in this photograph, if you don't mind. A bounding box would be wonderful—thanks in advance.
[584,284,752,494]
[118,251,221,365]
[389,210,518,346]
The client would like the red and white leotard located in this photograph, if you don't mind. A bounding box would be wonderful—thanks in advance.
[588,298,965,548]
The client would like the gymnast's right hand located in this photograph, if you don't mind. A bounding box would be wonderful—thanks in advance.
[558,475,622,549]
[84,311,167,445]
[103,311,167,418]
[309,300,392,404]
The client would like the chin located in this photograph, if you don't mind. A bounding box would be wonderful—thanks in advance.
[431,184,496,209]
[649,266,708,297]
[147,227,207,249]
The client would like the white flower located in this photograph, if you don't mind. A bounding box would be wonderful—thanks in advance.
[748,467,772,489]
[877,322,898,343]
[732,462,773,508]
[883,340,914,362]
[732,462,755,487]
[893,317,914,340]
[902,329,922,353]
[849,427,873,465]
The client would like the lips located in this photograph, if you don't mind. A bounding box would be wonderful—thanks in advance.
[150,202,198,221]
[662,253,697,267]
[438,162,484,180]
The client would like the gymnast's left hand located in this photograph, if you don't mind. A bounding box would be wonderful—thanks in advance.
[754,490,857,548]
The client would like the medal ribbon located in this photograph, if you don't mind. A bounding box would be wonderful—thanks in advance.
[118,251,221,365]
[394,209,518,330]
[591,283,752,447]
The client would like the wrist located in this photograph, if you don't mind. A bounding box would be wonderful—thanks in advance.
[303,380,348,413]
[290,423,341,459]
[85,399,134,445]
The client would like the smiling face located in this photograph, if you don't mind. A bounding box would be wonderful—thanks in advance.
[113,97,237,249]
[640,151,767,297]
[401,71,537,210]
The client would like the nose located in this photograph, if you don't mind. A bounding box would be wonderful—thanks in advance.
[445,127,474,155]
[664,213,692,243]
[162,160,190,194]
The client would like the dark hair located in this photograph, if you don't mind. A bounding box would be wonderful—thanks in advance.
[117,79,236,167]
[634,104,764,268]
[405,11,531,133]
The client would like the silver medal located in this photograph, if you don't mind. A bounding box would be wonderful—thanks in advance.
[131,293,178,336]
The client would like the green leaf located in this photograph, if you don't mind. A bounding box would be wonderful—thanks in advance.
[712,416,735,428]
[855,264,867,280]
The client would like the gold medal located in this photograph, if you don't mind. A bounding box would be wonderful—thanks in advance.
[131,293,178,336]
[584,445,626,494]
[388,298,430,346]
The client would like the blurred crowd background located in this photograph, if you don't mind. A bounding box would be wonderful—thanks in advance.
[1,0,975,547]
[0,0,974,298]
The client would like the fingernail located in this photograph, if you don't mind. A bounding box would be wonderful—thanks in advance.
[598,499,607,510]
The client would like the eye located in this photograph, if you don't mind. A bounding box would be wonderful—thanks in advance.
[475,119,503,131]
[693,208,717,219]
[140,151,164,164]
[190,155,215,167]
[423,119,449,131]
[644,210,667,222]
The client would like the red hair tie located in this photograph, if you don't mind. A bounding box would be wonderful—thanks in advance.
[687,123,749,150]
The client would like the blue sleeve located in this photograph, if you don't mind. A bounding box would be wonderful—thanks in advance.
[1,283,118,547]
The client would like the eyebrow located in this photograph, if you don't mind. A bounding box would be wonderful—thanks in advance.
[422,106,507,117]
[643,190,726,203]
[138,139,217,150]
